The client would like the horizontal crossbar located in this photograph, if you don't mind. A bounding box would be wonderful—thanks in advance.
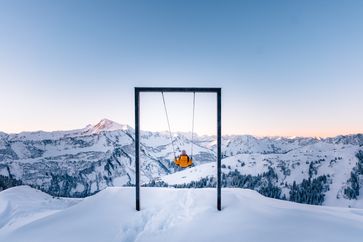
[135,87,221,93]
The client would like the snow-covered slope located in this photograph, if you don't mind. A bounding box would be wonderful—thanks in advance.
[0,186,363,242]
[0,186,80,234]
[162,142,363,208]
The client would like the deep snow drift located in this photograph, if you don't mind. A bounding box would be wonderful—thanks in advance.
[1,186,363,242]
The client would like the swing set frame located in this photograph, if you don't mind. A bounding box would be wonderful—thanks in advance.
[134,87,222,211]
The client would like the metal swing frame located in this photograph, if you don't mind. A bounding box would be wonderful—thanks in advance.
[134,87,222,211]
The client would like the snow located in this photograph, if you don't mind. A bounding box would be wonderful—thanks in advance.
[162,143,363,208]
[113,175,131,186]
[0,186,80,234]
[162,162,217,185]
[1,186,363,242]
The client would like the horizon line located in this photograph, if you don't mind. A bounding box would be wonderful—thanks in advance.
[1,118,362,140]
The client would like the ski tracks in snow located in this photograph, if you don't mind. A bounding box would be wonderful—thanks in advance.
[120,190,197,242]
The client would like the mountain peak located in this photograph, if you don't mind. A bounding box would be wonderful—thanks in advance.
[89,119,129,133]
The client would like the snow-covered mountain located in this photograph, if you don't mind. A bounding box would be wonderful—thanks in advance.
[1,119,363,208]
[0,119,215,197]
[1,186,363,242]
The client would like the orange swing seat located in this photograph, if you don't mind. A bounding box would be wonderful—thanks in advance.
[174,155,193,168]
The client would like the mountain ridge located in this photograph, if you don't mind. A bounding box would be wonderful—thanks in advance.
[2,118,362,141]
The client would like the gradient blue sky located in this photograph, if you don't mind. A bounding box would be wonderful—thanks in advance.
[1,0,363,136]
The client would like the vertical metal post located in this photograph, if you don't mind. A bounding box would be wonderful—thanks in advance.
[135,88,140,211]
[217,89,222,211]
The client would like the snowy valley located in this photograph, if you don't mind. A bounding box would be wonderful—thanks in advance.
[1,119,363,208]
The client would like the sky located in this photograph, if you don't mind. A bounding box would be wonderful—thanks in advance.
[0,0,363,137]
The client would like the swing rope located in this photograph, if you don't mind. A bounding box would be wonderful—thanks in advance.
[161,92,176,159]
[162,92,196,165]
[191,92,195,160]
